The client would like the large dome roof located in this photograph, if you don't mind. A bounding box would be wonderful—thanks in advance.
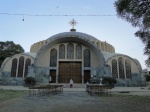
[46,31,98,41]
[30,31,115,53]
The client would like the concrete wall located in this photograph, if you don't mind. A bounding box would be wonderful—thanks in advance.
[30,39,115,53]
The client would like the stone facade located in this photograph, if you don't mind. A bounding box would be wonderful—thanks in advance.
[0,31,146,86]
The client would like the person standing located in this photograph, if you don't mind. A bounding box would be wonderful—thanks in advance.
[70,79,73,88]
[49,75,52,83]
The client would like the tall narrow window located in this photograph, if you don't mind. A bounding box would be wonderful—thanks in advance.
[112,59,118,78]
[59,44,65,59]
[76,44,82,59]
[24,58,31,77]
[118,57,125,78]
[101,43,104,50]
[50,49,57,67]
[17,56,24,77]
[67,43,74,59]
[125,59,131,78]
[84,49,90,67]
[105,43,107,51]
[11,58,18,77]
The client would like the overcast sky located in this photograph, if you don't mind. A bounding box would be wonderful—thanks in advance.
[0,0,147,69]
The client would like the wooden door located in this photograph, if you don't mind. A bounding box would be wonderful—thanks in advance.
[59,62,82,83]
[50,70,56,83]
[84,70,91,83]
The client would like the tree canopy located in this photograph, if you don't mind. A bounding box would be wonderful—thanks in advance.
[114,0,150,66]
[145,75,150,82]
[0,41,24,67]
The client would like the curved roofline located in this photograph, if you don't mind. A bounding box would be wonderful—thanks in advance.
[20,52,37,58]
[1,57,11,70]
[46,31,99,41]
[30,31,115,53]
[1,52,36,71]
[34,33,106,67]
[105,53,142,72]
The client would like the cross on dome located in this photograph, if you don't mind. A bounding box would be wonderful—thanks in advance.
[69,18,77,29]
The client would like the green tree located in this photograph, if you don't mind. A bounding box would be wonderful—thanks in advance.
[145,75,150,82]
[102,77,117,88]
[24,77,36,87]
[114,0,150,65]
[0,41,24,67]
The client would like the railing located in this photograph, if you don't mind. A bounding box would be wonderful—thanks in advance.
[86,84,112,95]
[29,84,64,96]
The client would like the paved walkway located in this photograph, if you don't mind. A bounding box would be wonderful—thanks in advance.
[0,85,150,96]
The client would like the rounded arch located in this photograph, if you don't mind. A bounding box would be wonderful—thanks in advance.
[67,43,74,59]
[59,44,65,59]
[105,54,142,73]
[1,53,35,77]
[76,44,82,59]
[84,49,90,67]
[111,59,118,78]
[34,32,106,67]
[1,53,35,71]
[118,57,125,79]
[24,58,31,77]
[125,59,131,79]
[50,48,57,67]
[17,56,25,77]
[11,58,18,77]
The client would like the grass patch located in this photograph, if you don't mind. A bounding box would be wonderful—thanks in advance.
[0,89,28,102]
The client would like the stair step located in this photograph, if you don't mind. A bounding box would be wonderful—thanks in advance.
[63,84,86,88]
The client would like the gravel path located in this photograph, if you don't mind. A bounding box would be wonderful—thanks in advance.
[0,91,150,112]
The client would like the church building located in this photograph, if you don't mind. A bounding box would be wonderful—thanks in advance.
[0,20,145,86]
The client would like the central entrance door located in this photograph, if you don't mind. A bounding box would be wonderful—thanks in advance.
[59,62,82,83]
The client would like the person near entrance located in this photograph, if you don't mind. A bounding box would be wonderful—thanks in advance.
[49,75,52,83]
[70,79,73,88]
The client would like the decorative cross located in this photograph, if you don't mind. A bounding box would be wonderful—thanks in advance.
[69,18,77,29]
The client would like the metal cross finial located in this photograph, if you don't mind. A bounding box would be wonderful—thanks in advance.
[69,18,77,29]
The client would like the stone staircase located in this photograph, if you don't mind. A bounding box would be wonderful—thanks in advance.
[64,84,86,88]
[38,83,86,88]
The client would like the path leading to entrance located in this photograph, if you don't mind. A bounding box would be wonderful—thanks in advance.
[0,91,150,112]
[0,85,150,96]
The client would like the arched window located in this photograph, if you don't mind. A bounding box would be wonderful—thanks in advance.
[59,44,65,59]
[67,43,74,59]
[84,49,90,67]
[24,58,31,77]
[17,56,24,77]
[105,43,107,51]
[50,49,57,67]
[125,59,132,78]
[76,44,82,59]
[11,58,18,77]
[118,57,125,78]
[112,59,118,78]
[101,43,104,50]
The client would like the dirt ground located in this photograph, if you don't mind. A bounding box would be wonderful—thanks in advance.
[0,91,150,112]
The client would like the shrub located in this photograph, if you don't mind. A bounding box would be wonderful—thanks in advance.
[24,77,36,87]
[102,77,117,87]
[145,75,150,82]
